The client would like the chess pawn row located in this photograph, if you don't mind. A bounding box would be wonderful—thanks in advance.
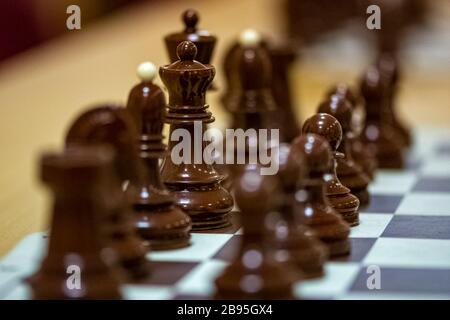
[325,83,378,180]
[302,113,360,226]
[317,95,371,207]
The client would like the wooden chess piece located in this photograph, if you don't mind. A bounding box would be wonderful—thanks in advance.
[125,62,191,250]
[267,41,301,142]
[225,30,275,122]
[359,66,405,169]
[292,134,351,256]
[272,143,328,278]
[317,95,371,207]
[214,165,298,299]
[30,146,122,299]
[164,9,216,65]
[326,83,378,180]
[65,105,150,279]
[302,114,360,226]
[160,41,233,230]
[222,30,290,143]
[376,53,412,147]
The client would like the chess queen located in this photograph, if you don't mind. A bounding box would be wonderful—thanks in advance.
[159,41,234,230]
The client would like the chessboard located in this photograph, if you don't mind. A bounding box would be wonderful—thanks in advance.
[2,127,450,300]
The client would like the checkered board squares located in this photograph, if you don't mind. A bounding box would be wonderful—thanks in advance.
[2,130,450,300]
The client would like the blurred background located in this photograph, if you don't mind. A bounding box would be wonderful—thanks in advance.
[0,0,449,255]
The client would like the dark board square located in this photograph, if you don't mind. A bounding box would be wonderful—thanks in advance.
[382,215,450,239]
[129,261,198,286]
[406,157,422,171]
[413,177,450,192]
[212,235,241,262]
[332,238,377,263]
[361,195,403,214]
[436,143,450,156]
[350,267,450,294]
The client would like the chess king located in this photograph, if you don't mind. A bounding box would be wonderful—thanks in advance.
[159,41,234,230]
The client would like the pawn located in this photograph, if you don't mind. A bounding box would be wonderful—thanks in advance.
[359,66,405,169]
[376,53,412,147]
[214,165,298,299]
[272,143,328,278]
[65,105,150,279]
[317,95,371,207]
[292,134,351,256]
[326,83,377,179]
[30,146,122,299]
[125,62,192,250]
[302,114,360,226]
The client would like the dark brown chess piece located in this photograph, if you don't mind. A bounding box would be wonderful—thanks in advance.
[359,66,405,169]
[159,41,233,230]
[302,114,360,226]
[268,41,301,142]
[65,105,150,279]
[214,165,298,299]
[222,29,288,142]
[272,143,328,278]
[292,134,351,256]
[164,9,216,65]
[225,30,275,123]
[376,53,412,147]
[30,146,122,299]
[317,96,371,207]
[326,83,378,180]
[125,62,191,250]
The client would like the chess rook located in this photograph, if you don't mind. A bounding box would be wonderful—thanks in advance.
[126,62,192,250]
[160,41,233,230]
[267,41,301,142]
[30,146,122,299]
[360,66,405,169]
[376,53,412,147]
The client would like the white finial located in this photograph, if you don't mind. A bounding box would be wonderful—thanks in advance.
[137,61,156,82]
[239,29,261,47]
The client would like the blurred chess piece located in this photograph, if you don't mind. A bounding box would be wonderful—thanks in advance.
[65,105,151,279]
[214,164,297,299]
[359,66,405,169]
[326,84,378,180]
[292,134,351,256]
[30,146,122,299]
[272,143,328,278]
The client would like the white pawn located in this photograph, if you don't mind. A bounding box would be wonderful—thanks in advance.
[136,61,157,82]
[239,29,262,47]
